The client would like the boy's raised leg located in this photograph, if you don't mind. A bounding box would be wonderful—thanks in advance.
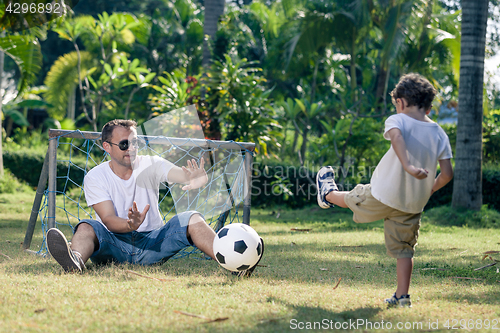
[325,190,349,208]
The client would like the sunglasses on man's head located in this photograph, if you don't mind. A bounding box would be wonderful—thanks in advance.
[106,139,144,151]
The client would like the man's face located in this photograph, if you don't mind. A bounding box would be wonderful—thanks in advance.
[105,126,138,167]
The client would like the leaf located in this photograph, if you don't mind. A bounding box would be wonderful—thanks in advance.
[104,63,113,76]
[333,277,342,290]
[0,34,42,98]
[294,98,306,112]
[3,109,29,126]
[15,99,51,108]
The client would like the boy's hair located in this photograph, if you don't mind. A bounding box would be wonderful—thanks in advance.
[101,119,137,143]
[390,73,437,111]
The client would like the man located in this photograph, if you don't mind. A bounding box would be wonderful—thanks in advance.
[46,119,218,272]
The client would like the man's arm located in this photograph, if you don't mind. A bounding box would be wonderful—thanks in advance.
[387,128,429,180]
[431,159,453,195]
[92,200,150,233]
[166,158,208,190]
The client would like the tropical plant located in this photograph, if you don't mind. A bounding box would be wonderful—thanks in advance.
[150,69,193,113]
[0,4,44,176]
[203,54,281,156]
[48,12,155,130]
[277,98,301,155]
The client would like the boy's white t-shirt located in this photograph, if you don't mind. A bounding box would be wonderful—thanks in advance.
[84,155,174,232]
[370,113,453,214]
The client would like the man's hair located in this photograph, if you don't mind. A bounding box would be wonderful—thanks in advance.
[101,119,137,143]
[390,73,437,111]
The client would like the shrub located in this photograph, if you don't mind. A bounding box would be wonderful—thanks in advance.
[0,169,32,194]
[425,166,500,211]
[250,161,500,211]
[422,205,500,228]
[3,149,88,192]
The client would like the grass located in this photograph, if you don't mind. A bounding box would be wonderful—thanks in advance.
[1,191,500,332]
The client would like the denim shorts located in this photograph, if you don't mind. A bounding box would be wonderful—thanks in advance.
[75,211,199,265]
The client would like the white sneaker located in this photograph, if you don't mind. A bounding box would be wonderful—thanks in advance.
[47,228,85,273]
[316,166,338,209]
[385,293,412,308]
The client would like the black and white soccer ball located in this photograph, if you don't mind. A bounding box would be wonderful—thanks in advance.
[213,223,262,272]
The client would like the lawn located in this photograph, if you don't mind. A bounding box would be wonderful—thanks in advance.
[1,191,499,332]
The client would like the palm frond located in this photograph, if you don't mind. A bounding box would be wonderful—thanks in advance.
[0,34,42,99]
[44,51,94,119]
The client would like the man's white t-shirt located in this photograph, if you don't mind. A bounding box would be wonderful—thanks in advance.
[84,155,174,232]
[370,113,453,214]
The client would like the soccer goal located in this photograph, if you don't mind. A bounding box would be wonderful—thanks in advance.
[23,128,255,259]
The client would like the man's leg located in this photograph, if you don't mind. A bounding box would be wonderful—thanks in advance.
[70,222,99,264]
[46,223,97,273]
[186,213,216,259]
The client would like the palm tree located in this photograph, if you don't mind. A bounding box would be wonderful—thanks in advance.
[451,0,489,210]
[369,0,414,110]
[202,0,225,66]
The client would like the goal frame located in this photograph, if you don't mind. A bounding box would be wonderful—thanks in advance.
[23,128,256,251]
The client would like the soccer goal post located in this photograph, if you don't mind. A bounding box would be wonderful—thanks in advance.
[23,129,255,258]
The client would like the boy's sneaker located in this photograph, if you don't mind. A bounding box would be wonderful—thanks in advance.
[385,293,412,308]
[316,166,338,209]
[47,228,85,273]
[235,238,264,277]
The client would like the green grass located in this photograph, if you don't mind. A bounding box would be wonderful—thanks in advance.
[1,192,500,332]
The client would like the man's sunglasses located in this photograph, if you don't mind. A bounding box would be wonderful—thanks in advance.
[106,139,145,151]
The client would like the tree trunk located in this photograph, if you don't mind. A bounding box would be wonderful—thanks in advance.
[451,0,489,210]
[67,87,76,120]
[374,66,390,111]
[202,0,225,67]
[0,50,4,177]
[281,122,288,155]
[300,126,308,163]
[349,30,357,105]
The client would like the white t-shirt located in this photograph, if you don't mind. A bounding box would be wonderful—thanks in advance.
[84,155,174,232]
[370,113,453,214]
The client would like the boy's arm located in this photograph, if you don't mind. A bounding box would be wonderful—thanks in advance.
[387,128,429,180]
[431,159,453,195]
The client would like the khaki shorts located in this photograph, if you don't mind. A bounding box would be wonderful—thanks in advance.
[344,184,421,259]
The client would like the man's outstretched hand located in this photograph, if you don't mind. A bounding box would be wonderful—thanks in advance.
[127,201,150,231]
[181,158,208,190]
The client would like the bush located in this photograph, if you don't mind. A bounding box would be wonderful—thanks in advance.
[3,148,88,192]
[0,169,32,194]
[425,166,500,211]
[422,205,500,228]
[250,161,500,211]
[251,161,317,209]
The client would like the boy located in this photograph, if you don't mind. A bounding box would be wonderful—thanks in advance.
[316,73,453,307]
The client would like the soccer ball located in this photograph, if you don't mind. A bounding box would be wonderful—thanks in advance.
[213,223,262,272]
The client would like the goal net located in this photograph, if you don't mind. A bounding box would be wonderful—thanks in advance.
[23,106,255,260]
